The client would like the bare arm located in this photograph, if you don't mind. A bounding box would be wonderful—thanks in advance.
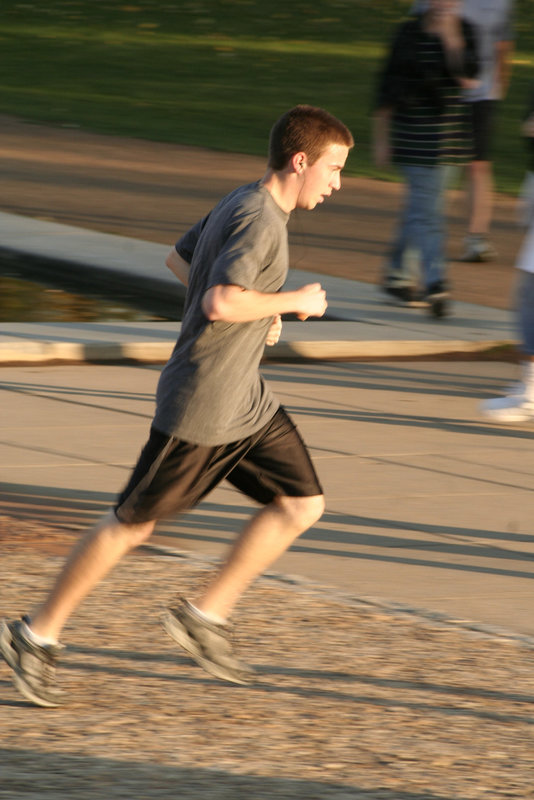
[429,11,473,80]
[496,39,514,99]
[201,283,327,323]
[165,248,190,287]
[373,108,392,168]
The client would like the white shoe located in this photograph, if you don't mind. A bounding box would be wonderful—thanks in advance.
[480,395,534,423]
[503,380,525,397]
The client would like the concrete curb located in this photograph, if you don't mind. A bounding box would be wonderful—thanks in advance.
[0,211,518,365]
[269,338,516,362]
[0,331,516,366]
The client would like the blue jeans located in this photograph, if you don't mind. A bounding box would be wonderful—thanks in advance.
[387,165,449,291]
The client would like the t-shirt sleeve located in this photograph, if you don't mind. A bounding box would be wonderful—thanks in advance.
[175,214,210,263]
[207,212,274,292]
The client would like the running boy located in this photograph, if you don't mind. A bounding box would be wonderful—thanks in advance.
[1,105,353,707]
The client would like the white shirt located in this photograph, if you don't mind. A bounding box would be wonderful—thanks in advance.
[461,0,514,101]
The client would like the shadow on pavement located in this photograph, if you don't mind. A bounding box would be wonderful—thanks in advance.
[2,484,534,581]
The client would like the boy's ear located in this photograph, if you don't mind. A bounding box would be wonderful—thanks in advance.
[291,151,308,175]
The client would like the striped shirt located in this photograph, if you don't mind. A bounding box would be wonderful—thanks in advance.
[376,17,478,167]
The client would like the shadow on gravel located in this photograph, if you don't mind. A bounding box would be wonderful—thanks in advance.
[0,747,480,800]
[64,645,534,707]
[15,645,528,728]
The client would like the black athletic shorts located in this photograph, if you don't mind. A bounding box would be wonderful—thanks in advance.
[470,100,497,162]
[115,406,323,524]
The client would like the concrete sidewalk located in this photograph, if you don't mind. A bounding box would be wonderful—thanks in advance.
[0,211,517,364]
[1,359,533,644]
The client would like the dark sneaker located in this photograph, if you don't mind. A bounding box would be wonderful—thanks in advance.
[0,617,64,707]
[381,284,428,308]
[162,600,254,685]
[425,282,450,319]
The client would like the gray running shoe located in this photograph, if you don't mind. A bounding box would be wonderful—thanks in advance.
[162,600,254,685]
[0,617,65,707]
[459,235,497,262]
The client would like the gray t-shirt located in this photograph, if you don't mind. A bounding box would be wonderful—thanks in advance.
[153,181,290,445]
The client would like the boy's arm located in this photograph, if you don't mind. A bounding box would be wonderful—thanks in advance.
[202,283,327,322]
[167,211,211,287]
[165,248,191,287]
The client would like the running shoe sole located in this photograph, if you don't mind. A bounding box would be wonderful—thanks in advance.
[0,619,64,708]
[161,609,253,686]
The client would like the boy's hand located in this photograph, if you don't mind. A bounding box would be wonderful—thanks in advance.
[265,314,282,346]
[295,283,328,321]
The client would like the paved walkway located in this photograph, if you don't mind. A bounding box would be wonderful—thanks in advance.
[1,355,533,637]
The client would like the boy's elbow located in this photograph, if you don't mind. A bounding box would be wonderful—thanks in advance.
[201,288,225,321]
[202,285,243,321]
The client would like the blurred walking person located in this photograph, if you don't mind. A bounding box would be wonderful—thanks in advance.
[374,0,479,317]
[459,0,515,262]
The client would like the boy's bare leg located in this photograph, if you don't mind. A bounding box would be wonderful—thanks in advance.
[193,494,325,621]
[29,510,155,642]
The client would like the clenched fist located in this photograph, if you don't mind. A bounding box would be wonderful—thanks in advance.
[295,283,327,321]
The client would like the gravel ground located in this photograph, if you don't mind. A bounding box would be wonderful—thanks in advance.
[1,517,533,800]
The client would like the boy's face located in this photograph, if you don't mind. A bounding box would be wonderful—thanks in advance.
[296,142,349,210]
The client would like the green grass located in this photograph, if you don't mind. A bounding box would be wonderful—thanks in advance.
[1,0,533,191]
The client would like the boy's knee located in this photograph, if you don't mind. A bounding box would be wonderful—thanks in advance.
[105,510,155,549]
[276,494,325,531]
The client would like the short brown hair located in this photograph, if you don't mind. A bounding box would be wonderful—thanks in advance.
[268,105,354,171]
